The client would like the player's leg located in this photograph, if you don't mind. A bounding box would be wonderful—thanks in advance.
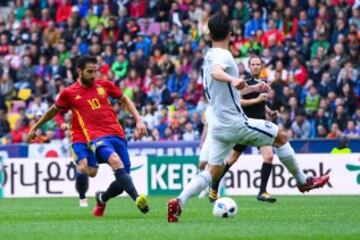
[93,137,148,216]
[71,143,91,207]
[244,118,329,192]
[209,144,244,202]
[257,145,276,203]
[273,130,329,192]
[198,138,209,198]
[76,159,89,207]
[168,138,232,222]
[87,147,99,177]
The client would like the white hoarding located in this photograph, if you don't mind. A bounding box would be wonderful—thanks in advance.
[2,157,147,198]
[224,154,360,195]
[1,154,359,197]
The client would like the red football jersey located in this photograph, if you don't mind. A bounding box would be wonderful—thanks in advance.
[56,79,126,142]
[69,114,87,143]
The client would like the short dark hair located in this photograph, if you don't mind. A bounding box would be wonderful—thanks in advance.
[76,55,97,70]
[248,55,263,65]
[208,11,230,41]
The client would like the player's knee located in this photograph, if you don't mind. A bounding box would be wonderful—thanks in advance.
[88,168,98,177]
[263,153,274,163]
[77,160,88,174]
[108,153,124,169]
[198,161,207,171]
[274,130,288,147]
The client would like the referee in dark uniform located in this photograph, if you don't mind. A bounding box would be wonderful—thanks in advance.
[209,56,278,203]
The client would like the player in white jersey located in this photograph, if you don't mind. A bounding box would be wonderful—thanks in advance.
[167,11,330,223]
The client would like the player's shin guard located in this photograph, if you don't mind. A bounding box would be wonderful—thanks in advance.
[275,142,307,185]
[178,170,212,208]
[114,168,139,201]
[75,171,89,200]
[259,162,272,194]
[101,181,124,202]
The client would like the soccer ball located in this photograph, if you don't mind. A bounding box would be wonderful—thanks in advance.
[212,197,238,218]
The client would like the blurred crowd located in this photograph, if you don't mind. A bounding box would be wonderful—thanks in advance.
[0,0,360,145]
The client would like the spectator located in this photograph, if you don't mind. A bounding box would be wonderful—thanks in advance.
[342,83,357,116]
[15,55,34,90]
[167,64,189,98]
[182,122,197,141]
[314,107,330,132]
[289,57,308,86]
[10,119,28,144]
[27,95,49,116]
[130,0,146,18]
[316,124,328,138]
[327,122,343,139]
[353,108,360,128]
[0,73,15,100]
[318,72,336,97]
[111,53,129,81]
[283,7,298,37]
[336,61,358,90]
[343,120,360,139]
[48,55,66,80]
[232,1,250,25]
[262,18,283,48]
[148,75,171,106]
[332,104,348,130]
[244,11,265,38]
[0,109,10,138]
[304,85,321,114]
[308,57,323,86]
[0,33,10,57]
[311,32,330,59]
[291,110,311,139]
[331,16,349,45]
[183,72,202,108]
[56,0,72,24]
[43,20,61,47]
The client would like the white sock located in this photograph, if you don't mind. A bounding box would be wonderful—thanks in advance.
[178,170,212,208]
[275,142,307,185]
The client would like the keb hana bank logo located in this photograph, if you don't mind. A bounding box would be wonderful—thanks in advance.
[346,164,360,184]
[346,157,360,185]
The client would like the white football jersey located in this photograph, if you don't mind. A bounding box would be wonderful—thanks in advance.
[203,48,247,132]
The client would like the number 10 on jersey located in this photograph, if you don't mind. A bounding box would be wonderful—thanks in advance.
[87,98,101,110]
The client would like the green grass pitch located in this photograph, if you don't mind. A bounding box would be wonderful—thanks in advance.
[1,196,359,240]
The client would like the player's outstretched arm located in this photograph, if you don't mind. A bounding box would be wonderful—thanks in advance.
[211,64,247,90]
[28,105,59,142]
[118,95,148,138]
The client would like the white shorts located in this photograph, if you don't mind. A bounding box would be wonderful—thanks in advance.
[207,118,279,165]
[199,137,209,163]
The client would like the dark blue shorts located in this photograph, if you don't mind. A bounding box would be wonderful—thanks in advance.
[70,143,99,168]
[90,136,131,173]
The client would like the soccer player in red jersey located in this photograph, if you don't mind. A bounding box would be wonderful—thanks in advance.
[28,55,149,216]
